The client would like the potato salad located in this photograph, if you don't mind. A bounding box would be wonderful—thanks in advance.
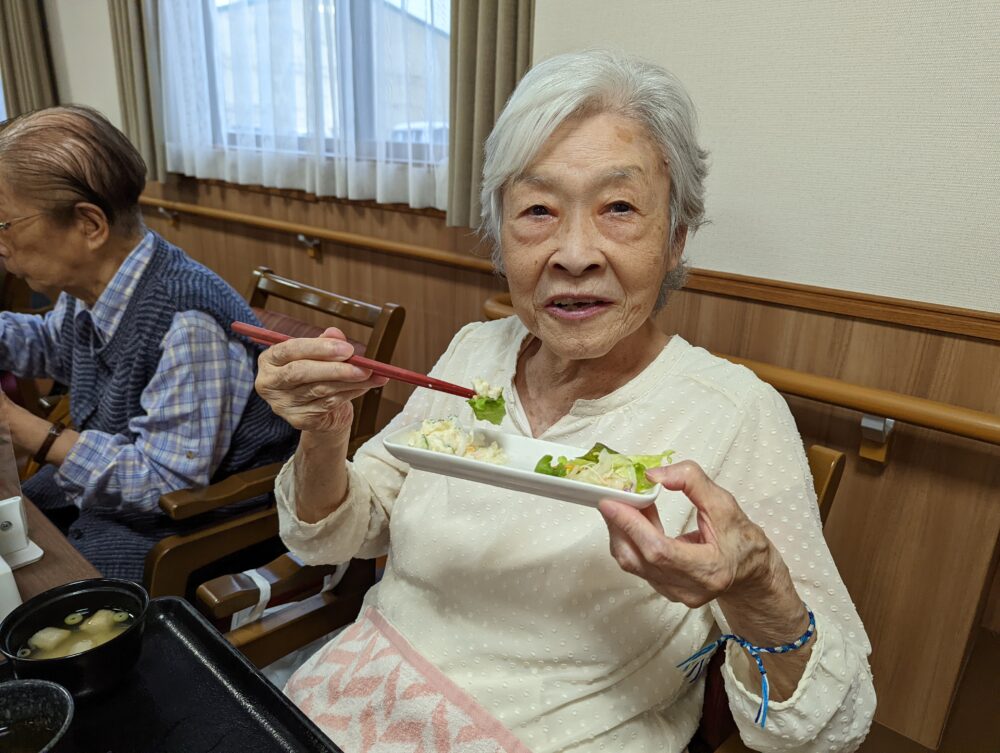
[408,418,507,464]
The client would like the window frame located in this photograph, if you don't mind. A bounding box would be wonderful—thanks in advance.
[206,0,450,166]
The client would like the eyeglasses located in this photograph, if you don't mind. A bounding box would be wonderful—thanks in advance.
[0,213,43,232]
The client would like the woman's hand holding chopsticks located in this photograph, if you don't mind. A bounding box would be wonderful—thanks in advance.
[255,327,389,436]
[234,320,475,399]
[255,327,389,524]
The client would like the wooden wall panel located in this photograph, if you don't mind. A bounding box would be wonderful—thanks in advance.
[656,292,1000,748]
[143,181,505,421]
[142,181,1000,750]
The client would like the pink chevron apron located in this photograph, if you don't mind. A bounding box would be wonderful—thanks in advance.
[285,608,534,753]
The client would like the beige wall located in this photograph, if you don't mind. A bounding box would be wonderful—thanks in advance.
[38,0,1000,312]
[532,0,1000,314]
[44,0,122,127]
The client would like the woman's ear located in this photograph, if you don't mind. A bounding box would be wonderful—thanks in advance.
[73,202,110,251]
[667,224,688,267]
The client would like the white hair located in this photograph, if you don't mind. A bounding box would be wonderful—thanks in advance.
[480,50,709,310]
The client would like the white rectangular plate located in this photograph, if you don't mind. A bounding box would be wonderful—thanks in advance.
[383,423,660,508]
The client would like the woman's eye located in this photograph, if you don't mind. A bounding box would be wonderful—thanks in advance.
[608,201,633,214]
[526,205,550,217]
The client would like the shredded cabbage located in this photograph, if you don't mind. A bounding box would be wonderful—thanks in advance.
[535,443,673,492]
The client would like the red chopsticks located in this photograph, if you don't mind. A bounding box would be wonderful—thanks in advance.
[232,321,476,399]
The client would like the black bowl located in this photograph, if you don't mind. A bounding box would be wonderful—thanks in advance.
[0,679,74,752]
[0,579,148,699]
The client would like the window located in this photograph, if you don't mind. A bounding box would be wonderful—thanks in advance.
[159,0,450,209]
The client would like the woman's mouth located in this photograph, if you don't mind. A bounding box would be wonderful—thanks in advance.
[544,297,612,320]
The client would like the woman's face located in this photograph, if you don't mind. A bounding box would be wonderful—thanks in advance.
[0,181,88,293]
[500,112,681,362]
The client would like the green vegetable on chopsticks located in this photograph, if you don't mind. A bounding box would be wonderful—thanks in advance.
[467,378,506,425]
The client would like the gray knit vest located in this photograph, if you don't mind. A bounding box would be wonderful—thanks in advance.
[23,233,298,580]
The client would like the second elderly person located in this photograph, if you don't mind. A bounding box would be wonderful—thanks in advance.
[0,105,298,580]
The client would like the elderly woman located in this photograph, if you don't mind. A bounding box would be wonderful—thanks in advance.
[259,51,875,752]
[0,106,297,580]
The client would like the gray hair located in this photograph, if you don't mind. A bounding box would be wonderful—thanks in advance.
[480,50,709,310]
[0,105,146,236]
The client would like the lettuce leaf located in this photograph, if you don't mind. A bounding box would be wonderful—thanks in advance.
[467,395,506,425]
[578,442,619,462]
[630,451,675,492]
[534,445,674,492]
[534,454,568,477]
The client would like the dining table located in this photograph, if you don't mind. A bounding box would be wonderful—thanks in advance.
[5,496,345,751]
[13,496,100,601]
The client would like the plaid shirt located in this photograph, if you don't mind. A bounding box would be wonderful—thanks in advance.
[0,231,255,511]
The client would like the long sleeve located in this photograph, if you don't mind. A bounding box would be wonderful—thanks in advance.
[55,310,255,511]
[0,295,70,382]
[710,381,876,752]
[276,322,481,564]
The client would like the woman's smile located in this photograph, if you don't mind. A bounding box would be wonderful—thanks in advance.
[501,111,675,364]
[543,294,614,320]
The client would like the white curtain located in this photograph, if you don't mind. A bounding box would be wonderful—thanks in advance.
[158,0,449,209]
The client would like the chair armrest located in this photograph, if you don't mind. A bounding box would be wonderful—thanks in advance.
[38,394,69,425]
[38,393,69,417]
[196,552,341,620]
[225,580,369,669]
[159,461,286,521]
[166,433,368,522]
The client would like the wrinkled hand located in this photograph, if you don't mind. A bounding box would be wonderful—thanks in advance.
[255,327,388,435]
[598,460,782,609]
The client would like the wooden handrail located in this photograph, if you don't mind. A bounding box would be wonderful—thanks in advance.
[139,196,495,274]
[483,293,1000,446]
[722,356,1000,445]
[139,195,1000,342]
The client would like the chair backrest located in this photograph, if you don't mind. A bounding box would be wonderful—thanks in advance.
[807,444,846,525]
[691,443,847,753]
[142,270,405,600]
[246,266,405,444]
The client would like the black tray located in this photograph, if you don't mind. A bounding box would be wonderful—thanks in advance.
[64,596,344,753]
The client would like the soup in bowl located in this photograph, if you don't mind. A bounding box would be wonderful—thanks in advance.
[0,579,149,698]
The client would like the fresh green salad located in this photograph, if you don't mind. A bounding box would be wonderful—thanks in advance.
[467,378,506,425]
[534,443,674,493]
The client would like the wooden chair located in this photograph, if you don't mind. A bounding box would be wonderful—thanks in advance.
[245,266,405,450]
[144,268,404,598]
[21,266,405,601]
[195,443,847,753]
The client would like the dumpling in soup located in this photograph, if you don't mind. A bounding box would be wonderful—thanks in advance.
[80,609,116,634]
[27,627,71,652]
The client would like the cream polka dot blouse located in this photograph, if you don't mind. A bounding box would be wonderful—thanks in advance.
[277,317,876,753]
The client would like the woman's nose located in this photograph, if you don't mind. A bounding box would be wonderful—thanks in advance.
[549,215,604,276]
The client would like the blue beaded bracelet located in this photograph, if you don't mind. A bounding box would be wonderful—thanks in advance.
[677,607,816,728]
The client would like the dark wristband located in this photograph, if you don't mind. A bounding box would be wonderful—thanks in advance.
[34,422,65,465]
